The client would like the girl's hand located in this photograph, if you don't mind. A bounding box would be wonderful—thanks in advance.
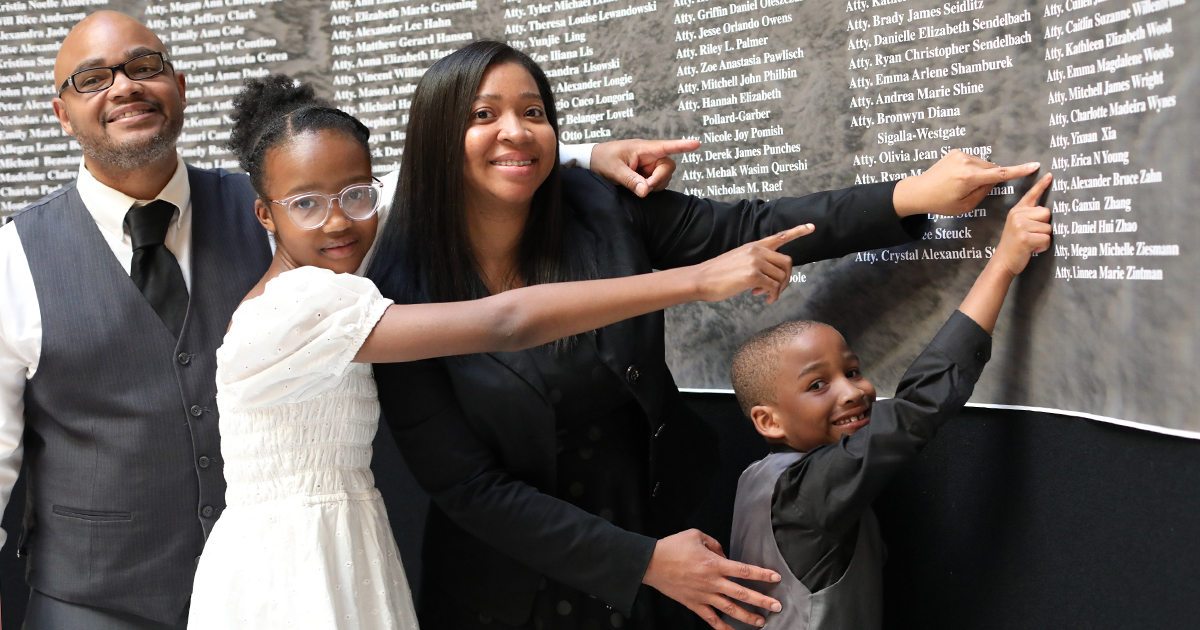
[692,224,814,304]
[893,150,1042,217]
[993,172,1053,276]
[357,224,811,363]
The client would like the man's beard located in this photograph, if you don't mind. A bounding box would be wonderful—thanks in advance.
[74,107,184,170]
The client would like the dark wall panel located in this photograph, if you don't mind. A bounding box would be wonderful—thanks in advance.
[2,0,1198,428]
[683,393,1200,630]
[3,394,1198,627]
[876,407,1200,630]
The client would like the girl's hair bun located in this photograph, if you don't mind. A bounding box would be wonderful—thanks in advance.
[226,74,370,194]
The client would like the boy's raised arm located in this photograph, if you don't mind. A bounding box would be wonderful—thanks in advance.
[771,174,1053,587]
[958,172,1053,334]
[775,312,992,572]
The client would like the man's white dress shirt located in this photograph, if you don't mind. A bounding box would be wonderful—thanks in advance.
[0,156,193,547]
[0,143,595,548]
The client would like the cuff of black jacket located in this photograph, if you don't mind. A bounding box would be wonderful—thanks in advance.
[927,310,993,382]
[857,180,932,245]
[609,533,659,616]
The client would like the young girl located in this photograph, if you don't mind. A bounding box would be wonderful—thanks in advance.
[185,75,811,629]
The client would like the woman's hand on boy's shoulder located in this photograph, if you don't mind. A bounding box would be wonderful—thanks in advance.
[994,172,1054,276]
[893,150,1042,218]
[643,529,782,630]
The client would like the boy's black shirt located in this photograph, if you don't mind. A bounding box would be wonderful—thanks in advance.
[769,309,993,592]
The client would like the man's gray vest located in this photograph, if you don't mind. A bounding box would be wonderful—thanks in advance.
[727,451,885,630]
[11,166,270,624]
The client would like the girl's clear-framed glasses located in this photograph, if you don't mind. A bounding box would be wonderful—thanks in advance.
[269,178,384,230]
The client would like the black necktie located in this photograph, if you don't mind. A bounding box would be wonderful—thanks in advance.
[125,200,189,338]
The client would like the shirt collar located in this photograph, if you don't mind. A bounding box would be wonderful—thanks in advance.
[76,154,191,236]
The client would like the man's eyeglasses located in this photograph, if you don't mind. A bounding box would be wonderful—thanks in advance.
[269,179,385,230]
[58,52,172,96]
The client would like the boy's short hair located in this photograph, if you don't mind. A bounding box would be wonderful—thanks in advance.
[730,320,823,417]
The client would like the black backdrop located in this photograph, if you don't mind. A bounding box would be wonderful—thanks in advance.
[3,394,1198,628]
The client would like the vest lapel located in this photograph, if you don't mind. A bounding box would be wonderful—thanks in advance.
[186,167,216,298]
[184,165,272,329]
[63,186,181,344]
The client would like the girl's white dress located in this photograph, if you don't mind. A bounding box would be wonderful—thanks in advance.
[188,267,418,630]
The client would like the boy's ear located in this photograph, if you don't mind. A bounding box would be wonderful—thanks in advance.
[750,405,788,441]
[254,198,276,233]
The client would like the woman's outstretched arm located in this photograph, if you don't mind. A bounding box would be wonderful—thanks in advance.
[582,150,1041,272]
[354,223,813,363]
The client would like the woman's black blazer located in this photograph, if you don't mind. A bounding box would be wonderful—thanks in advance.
[373,170,923,625]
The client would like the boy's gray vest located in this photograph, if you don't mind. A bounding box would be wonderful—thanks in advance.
[727,451,885,630]
[11,167,270,624]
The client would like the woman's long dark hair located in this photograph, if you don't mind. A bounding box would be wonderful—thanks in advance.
[367,40,590,305]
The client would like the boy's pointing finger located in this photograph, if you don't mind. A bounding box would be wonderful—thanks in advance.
[1026,205,1052,225]
[1018,172,1054,206]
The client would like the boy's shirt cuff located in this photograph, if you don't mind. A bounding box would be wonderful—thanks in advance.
[927,309,993,382]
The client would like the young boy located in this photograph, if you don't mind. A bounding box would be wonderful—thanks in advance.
[725,173,1054,630]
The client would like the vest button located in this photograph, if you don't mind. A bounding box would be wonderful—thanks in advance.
[201,505,214,518]
[625,365,640,385]
[177,352,191,365]
[190,405,203,417]
[198,456,211,469]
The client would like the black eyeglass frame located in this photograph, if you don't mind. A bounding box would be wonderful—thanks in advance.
[268,178,386,231]
[57,52,174,96]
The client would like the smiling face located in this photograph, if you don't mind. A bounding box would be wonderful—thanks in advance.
[52,12,186,170]
[255,129,378,275]
[461,62,558,216]
[750,325,878,453]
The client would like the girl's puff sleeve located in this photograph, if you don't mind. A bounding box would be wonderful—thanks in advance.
[216,266,393,410]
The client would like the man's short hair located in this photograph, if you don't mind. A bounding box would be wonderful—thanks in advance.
[730,320,823,417]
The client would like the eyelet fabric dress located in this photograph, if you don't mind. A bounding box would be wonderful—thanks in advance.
[188,266,419,630]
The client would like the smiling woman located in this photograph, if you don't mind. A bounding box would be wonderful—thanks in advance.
[378,41,587,304]
[365,39,1043,630]
[185,71,807,630]
[462,64,566,294]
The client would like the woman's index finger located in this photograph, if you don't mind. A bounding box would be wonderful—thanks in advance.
[660,138,702,155]
[968,160,1041,189]
[758,223,815,251]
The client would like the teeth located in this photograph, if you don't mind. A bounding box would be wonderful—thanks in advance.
[112,110,149,121]
[834,413,867,426]
[493,160,533,166]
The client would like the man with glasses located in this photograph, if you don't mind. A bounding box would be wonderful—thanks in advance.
[0,10,268,629]
[0,9,697,629]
